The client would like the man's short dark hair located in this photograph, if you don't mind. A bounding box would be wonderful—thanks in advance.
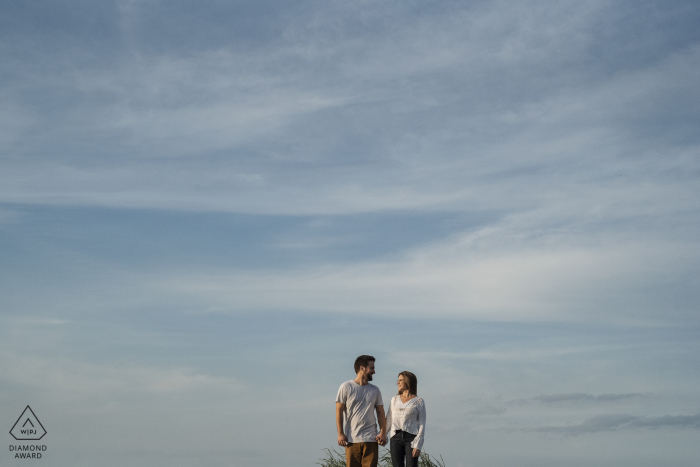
[354,355,375,373]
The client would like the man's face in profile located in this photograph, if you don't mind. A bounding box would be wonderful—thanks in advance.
[362,361,376,381]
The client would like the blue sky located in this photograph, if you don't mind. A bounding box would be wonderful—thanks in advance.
[1,1,699,466]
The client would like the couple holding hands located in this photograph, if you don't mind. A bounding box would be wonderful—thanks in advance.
[335,355,426,467]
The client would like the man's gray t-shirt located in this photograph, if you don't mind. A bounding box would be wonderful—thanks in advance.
[336,380,384,443]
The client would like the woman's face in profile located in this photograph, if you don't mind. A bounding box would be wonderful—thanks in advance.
[397,375,408,393]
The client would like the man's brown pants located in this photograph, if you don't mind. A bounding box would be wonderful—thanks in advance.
[345,442,379,467]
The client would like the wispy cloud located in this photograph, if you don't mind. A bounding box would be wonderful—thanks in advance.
[466,394,646,421]
[1,1,698,218]
[153,234,699,323]
[531,393,645,404]
[531,412,700,435]
[0,349,242,400]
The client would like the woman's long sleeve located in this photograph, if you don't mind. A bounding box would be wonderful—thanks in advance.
[410,399,426,450]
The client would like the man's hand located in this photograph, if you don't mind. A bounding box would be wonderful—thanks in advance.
[375,405,387,446]
[336,402,347,447]
[412,448,421,458]
[375,432,387,446]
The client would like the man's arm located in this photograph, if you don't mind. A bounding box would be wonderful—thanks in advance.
[384,398,393,436]
[375,405,386,446]
[336,402,348,446]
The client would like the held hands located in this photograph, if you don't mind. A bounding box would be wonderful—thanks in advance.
[337,434,348,447]
[339,432,387,447]
[375,432,387,446]
[412,448,421,458]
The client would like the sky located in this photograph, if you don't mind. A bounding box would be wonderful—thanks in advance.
[1,0,699,466]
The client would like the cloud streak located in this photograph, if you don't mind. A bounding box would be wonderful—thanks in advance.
[0,349,242,400]
[1,1,698,219]
[531,412,700,435]
[531,393,645,404]
[153,233,700,323]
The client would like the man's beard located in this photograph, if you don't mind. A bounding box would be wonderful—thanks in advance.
[367,374,373,381]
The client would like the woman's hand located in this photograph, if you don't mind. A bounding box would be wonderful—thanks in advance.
[412,448,421,458]
[375,432,387,446]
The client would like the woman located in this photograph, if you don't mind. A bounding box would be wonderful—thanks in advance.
[385,371,426,467]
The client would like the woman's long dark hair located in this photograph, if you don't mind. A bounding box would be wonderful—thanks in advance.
[397,371,418,396]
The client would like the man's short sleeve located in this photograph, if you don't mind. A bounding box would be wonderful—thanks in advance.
[375,387,384,406]
[336,382,348,403]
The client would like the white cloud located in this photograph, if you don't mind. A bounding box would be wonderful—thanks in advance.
[0,0,697,220]
[0,349,242,400]
[149,219,699,323]
[531,412,700,435]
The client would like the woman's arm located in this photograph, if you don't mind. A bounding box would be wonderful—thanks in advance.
[410,399,426,454]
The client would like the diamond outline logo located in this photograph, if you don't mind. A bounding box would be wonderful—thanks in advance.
[10,406,46,441]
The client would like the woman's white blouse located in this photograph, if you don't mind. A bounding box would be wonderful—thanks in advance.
[385,395,426,450]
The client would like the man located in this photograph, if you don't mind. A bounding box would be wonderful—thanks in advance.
[336,355,387,467]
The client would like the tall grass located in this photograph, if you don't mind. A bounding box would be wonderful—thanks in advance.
[317,447,445,467]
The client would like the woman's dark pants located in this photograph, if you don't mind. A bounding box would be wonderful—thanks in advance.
[390,430,418,467]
